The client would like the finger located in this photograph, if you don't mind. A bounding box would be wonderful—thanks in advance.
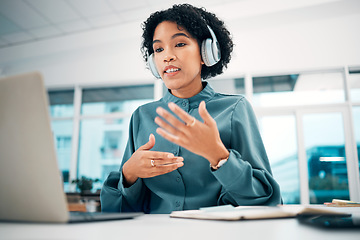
[138,134,155,151]
[149,151,175,160]
[153,162,184,174]
[156,107,187,131]
[151,157,184,167]
[156,127,181,145]
[155,116,180,136]
[168,102,195,126]
[198,101,216,127]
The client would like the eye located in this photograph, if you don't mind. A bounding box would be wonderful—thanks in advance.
[176,43,186,47]
[155,47,163,53]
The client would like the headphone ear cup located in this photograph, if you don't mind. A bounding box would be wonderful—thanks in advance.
[202,25,221,67]
[148,53,161,79]
[201,38,217,67]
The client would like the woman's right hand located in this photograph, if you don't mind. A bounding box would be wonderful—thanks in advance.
[122,134,184,187]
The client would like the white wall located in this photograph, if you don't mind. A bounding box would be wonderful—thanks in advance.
[225,0,360,75]
[0,0,359,88]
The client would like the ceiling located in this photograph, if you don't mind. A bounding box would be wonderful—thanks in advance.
[0,0,347,49]
[0,0,231,48]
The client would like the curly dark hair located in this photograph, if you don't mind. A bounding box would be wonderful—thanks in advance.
[141,4,233,80]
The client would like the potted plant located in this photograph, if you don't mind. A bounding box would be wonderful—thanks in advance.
[72,176,100,194]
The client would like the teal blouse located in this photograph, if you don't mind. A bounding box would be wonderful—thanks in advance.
[100,82,282,213]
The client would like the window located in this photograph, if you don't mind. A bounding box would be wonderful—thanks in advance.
[48,85,153,193]
[249,67,360,203]
[82,85,154,115]
[207,68,360,203]
[253,70,345,107]
[164,78,245,96]
[303,112,349,204]
[209,78,245,95]
[349,67,360,102]
[48,90,74,191]
[258,115,300,204]
[48,90,74,117]
[77,85,154,191]
[352,107,360,179]
[77,118,130,187]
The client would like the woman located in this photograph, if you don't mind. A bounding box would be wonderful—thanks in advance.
[101,4,282,214]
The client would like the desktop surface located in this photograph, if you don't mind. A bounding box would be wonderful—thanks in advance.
[1,213,360,240]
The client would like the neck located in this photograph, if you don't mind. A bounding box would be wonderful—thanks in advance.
[170,80,204,99]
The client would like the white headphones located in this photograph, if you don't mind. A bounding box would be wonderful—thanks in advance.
[148,24,221,79]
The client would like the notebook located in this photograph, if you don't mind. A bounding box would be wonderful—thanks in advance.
[170,204,351,221]
[0,72,142,223]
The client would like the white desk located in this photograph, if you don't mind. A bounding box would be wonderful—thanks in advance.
[1,214,359,240]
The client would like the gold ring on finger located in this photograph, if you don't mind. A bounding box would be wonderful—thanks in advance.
[186,117,196,127]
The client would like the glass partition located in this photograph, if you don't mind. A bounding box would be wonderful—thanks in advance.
[51,120,73,191]
[349,67,360,102]
[258,115,299,204]
[48,90,74,117]
[77,118,130,192]
[78,85,154,190]
[303,112,349,204]
[352,107,360,180]
[209,78,245,95]
[82,85,153,115]
[48,90,74,191]
[253,71,345,107]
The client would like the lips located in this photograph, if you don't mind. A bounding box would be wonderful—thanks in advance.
[164,65,181,74]
[165,68,180,73]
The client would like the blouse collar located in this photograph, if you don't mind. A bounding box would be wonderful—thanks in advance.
[162,81,215,109]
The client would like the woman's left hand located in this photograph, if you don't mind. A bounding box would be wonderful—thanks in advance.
[155,101,229,166]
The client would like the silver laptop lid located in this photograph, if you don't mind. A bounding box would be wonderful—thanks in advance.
[0,72,69,223]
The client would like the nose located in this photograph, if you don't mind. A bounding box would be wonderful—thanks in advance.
[164,55,176,63]
[163,49,176,62]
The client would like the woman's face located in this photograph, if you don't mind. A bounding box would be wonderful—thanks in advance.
[152,21,204,98]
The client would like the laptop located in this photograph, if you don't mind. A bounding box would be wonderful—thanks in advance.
[0,72,142,223]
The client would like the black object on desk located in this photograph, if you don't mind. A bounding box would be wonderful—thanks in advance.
[297,214,360,229]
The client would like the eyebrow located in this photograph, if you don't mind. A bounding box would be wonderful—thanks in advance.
[152,33,190,45]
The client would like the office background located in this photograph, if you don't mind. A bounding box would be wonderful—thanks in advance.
[0,0,359,204]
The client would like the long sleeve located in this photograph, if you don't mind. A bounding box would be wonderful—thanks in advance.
[100,110,148,213]
[211,97,282,206]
